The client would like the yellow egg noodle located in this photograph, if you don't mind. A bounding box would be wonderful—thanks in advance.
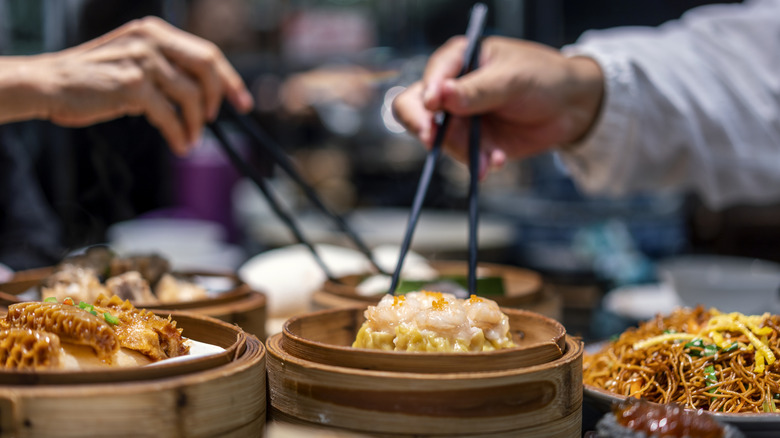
[584,306,780,413]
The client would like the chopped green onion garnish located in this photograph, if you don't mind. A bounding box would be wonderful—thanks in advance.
[78,301,98,315]
[703,344,719,357]
[685,338,706,356]
[704,365,717,384]
[684,339,720,357]
[44,297,58,303]
[704,364,719,403]
[103,312,119,325]
[684,338,704,349]
[764,397,777,413]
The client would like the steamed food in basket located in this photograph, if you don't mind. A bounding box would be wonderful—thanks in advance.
[40,246,209,305]
[353,291,515,352]
[0,294,189,370]
[584,305,780,414]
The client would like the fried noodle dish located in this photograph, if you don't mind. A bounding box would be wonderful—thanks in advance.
[584,306,780,413]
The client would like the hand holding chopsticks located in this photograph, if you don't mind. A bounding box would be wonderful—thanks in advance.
[388,3,488,296]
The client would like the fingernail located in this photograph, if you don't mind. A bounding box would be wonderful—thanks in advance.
[419,120,431,144]
[490,149,507,169]
[420,130,430,146]
[240,91,254,110]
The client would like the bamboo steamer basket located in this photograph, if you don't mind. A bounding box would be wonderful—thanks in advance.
[0,268,267,340]
[282,306,566,372]
[0,311,267,438]
[312,261,563,320]
[267,306,583,437]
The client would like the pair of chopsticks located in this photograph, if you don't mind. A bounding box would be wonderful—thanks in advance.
[387,3,488,296]
[207,106,386,282]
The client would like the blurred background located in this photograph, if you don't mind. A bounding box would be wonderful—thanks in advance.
[5,0,771,340]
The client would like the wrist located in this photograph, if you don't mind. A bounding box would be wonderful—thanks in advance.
[563,56,604,145]
[0,54,56,123]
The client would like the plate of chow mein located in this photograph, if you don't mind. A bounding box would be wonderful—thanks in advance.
[584,306,780,437]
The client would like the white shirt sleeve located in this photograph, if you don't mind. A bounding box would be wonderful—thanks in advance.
[557,0,780,210]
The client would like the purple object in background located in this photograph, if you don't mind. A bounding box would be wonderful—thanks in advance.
[171,134,246,242]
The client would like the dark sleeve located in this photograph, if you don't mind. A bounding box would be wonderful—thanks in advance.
[0,123,66,270]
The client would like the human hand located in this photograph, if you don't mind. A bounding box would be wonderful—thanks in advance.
[34,16,253,156]
[392,36,604,177]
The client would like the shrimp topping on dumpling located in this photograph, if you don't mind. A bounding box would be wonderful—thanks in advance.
[353,291,514,352]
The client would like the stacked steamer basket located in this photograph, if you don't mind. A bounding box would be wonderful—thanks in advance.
[312,261,563,321]
[0,311,266,437]
[0,267,267,340]
[266,305,583,437]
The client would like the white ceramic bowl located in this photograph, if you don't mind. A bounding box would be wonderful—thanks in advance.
[658,255,780,315]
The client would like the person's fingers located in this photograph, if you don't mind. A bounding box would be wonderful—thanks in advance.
[137,45,204,146]
[212,50,254,114]
[392,82,435,146]
[157,35,222,119]
[489,148,507,169]
[139,17,252,119]
[136,81,190,155]
[437,64,520,117]
[478,149,491,180]
[421,37,468,111]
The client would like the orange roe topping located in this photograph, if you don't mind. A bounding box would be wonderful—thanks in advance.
[422,291,443,300]
[468,295,483,303]
[432,298,448,311]
[392,295,406,307]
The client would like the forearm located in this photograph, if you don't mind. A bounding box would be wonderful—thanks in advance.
[0,55,52,124]
[558,0,780,209]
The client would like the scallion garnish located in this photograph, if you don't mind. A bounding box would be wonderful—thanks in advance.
[103,312,119,325]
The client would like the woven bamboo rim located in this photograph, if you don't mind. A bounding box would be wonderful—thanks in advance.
[0,314,266,438]
[267,333,583,437]
[282,305,566,372]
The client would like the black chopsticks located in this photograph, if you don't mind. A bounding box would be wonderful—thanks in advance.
[207,120,339,282]
[220,105,386,275]
[207,100,392,280]
[387,3,488,296]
